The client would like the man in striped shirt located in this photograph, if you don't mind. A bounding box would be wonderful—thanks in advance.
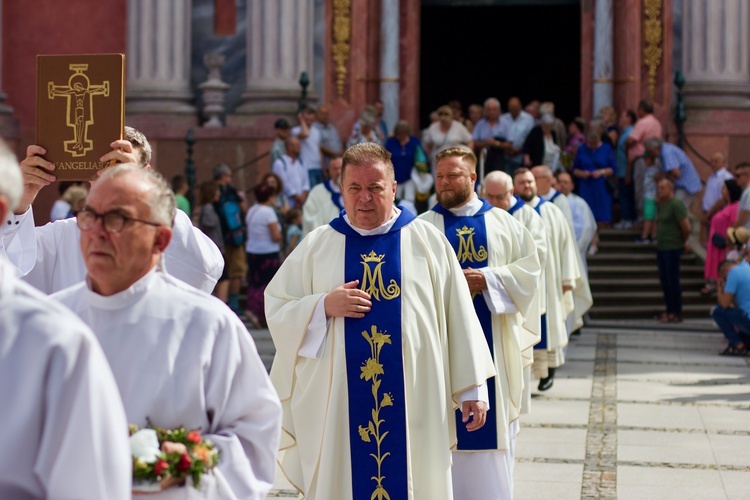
[644,137,702,211]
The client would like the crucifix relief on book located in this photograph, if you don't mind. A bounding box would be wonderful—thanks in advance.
[36,54,125,181]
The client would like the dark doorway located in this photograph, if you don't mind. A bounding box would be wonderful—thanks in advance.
[419,3,581,128]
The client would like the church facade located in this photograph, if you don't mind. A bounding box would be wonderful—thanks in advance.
[1,0,747,219]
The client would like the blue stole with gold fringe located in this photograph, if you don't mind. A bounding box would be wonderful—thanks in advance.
[323,179,344,210]
[530,196,549,350]
[329,209,415,500]
[431,199,498,450]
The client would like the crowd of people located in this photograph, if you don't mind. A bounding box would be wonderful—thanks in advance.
[3,90,750,499]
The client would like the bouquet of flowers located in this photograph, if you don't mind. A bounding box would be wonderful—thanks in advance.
[129,423,220,492]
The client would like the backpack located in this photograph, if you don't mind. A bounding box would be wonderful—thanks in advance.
[219,200,246,246]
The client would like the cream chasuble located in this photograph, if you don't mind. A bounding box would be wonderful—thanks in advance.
[302,180,343,236]
[1,207,223,294]
[53,270,282,499]
[0,257,130,500]
[265,210,495,500]
[542,188,575,234]
[421,197,541,452]
[527,196,580,357]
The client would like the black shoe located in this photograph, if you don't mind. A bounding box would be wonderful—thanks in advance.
[538,368,556,391]
[571,329,582,336]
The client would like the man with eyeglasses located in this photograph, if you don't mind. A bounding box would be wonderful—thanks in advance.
[0,126,223,295]
[52,163,282,497]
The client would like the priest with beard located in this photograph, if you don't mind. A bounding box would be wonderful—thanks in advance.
[514,168,582,391]
[483,170,549,412]
[0,144,131,500]
[52,164,281,498]
[265,143,495,500]
[421,147,541,500]
[1,127,223,295]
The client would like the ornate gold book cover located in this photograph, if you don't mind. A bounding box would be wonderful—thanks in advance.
[36,54,125,180]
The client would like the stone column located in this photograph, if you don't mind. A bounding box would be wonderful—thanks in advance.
[380,0,399,134]
[234,0,314,118]
[593,0,613,116]
[126,0,196,114]
[683,0,750,107]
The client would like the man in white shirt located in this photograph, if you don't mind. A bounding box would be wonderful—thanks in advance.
[701,152,734,241]
[499,97,535,171]
[272,136,310,208]
[53,164,282,498]
[732,162,750,231]
[0,145,131,500]
[292,107,324,187]
[0,126,223,294]
[556,171,597,265]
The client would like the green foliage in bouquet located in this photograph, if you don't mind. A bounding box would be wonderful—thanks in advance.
[129,423,220,490]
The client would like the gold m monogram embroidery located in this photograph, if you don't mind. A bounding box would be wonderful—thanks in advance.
[456,226,488,264]
[360,251,400,301]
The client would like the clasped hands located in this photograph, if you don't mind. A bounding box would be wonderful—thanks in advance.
[463,268,488,293]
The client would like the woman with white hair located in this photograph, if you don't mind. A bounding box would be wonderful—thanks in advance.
[422,104,474,168]
[346,111,382,147]
[522,114,561,171]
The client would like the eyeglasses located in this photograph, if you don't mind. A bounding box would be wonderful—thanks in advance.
[76,207,162,233]
[485,191,508,200]
[438,112,451,117]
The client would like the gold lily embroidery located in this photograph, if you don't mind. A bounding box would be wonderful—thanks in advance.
[357,325,394,500]
[360,251,400,301]
[456,226,488,264]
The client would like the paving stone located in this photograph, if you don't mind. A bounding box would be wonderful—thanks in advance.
[618,429,714,464]
[617,402,704,429]
[617,465,726,500]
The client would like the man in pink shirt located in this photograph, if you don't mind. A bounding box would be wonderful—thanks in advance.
[626,100,663,162]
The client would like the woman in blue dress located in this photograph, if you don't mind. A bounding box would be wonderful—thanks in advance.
[572,129,615,226]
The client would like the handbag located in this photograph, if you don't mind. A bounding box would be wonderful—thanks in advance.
[711,233,727,248]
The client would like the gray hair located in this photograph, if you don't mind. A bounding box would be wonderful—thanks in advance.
[586,128,601,142]
[124,126,152,168]
[484,97,501,109]
[644,137,664,150]
[540,113,555,125]
[484,170,513,192]
[213,163,231,180]
[539,101,555,115]
[97,163,176,227]
[0,141,22,212]
[358,112,376,128]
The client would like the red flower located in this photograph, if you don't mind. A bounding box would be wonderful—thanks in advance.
[186,431,202,444]
[177,453,192,472]
[154,459,169,477]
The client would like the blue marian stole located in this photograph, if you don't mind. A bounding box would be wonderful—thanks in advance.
[323,179,344,210]
[431,199,498,450]
[530,196,548,350]
[329,209,415,500]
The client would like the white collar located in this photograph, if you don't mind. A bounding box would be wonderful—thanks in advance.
[446,193,482,217]
[540,188,556,201]
[344,207,401,236]
[84,267,158,310]
[508,196,518,210]
[328,179,341,193]
[528,195,541,207]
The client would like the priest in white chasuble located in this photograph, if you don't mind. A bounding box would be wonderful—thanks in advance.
[484,170,549,414]
[51,164,281,499]
[514,168,582,391]
[0,127,223,295]
[303,156,344,235]
[420,148,541,499]
[265,143,496,500]
[0,147,131,500]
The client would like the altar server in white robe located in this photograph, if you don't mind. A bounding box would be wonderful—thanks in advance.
[484,170,549,411]
[556,171,597,268]
[265,143,496,500]
[51,164,281,499]
[303,156,345,235]
[0,148,131,500]
[1,126,223,294]
[515,168,582,391]
[534,165,594,335]
[421,148,541,500]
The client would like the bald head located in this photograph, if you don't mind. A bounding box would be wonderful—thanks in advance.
[484,171,514,210]
[555,171,574,195]
[531,165,554,196]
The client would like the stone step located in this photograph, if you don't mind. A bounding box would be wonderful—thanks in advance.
[592,290,713,306]
[589,278,707,295]
[587,252,698,264]
[597,229,646,242]
[595,241,662,253]
[587,265,705,279]
[588,303,713,319]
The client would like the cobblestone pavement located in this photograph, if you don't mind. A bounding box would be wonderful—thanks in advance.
[248,321,750,499]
